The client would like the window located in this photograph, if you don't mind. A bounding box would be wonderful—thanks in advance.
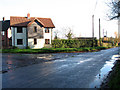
[34,26,37,32]
[17,39,23,45]
[45,39,50,44]
[2,31,5,35]
[34,39,37,45]
[45,28,49,33]
[17,27,22,33]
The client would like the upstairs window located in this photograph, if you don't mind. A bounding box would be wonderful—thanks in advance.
[45,28,49,33]
[17,27,22,33]
[17,39,23,45]
[34,38,37,45]
[34,26,37,32]
[45,39,50,44]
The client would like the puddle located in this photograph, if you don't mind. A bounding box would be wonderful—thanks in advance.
[89,55,118,88]
[2,53,78,73]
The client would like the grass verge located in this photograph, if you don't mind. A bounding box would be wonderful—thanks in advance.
[108,60,120,88]
[1,46,110,53]
[101,60,120,88]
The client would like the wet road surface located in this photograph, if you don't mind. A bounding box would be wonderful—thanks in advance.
[2,47,119,88]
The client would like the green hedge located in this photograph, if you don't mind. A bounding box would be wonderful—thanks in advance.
[52,39,98,48]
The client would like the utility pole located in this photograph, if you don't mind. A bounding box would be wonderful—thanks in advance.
[92,15,95,47]
[99,18,101,46]
[106,31,107,37]
[92,15,94,38]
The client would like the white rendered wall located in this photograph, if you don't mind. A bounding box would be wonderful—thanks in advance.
[28,39,44,49]
[8,28,12,38]
[43,28,52,44]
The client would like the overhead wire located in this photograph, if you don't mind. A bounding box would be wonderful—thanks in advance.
[93,0,99,14]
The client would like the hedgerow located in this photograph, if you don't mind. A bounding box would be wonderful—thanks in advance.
[52,39,98,48]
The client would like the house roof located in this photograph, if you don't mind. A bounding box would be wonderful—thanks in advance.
[10,16,55,28]
[0,20,10,31]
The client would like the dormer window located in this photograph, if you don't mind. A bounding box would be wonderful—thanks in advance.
[45,28,49,33]
[34,26,37,32]
[17,27,22,33]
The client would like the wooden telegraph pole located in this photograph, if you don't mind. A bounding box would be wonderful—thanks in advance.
[99,18,101,46]
[92,15,95,47]
[92,15,94,38]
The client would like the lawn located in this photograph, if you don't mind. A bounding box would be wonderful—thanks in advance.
[1,46,109,53]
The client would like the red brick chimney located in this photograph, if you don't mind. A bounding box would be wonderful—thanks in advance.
[27,13,30,19]
[3,17,5,21]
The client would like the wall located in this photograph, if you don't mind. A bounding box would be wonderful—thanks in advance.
[12,27,27,49]
[27,21,43,38]
[44,28,52,44]
[8,28,12,38]
[11,21,53,49]
[28,39,44,49]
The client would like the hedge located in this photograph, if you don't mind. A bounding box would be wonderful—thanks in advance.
[52,39,98,48]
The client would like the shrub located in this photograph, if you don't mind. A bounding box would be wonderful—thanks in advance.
[12,46,18,49]
[26,46,31,49]
[52,39,98,48]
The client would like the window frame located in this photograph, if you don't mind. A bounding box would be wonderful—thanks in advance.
[45,39,50,44]
[45,28,49,33]
[17,27,23,33]
[17,39,23,45]
[34,26,37,32]
[2,31,5,35]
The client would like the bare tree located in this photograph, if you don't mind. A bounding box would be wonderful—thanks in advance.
[54,29,59,39]
[64,27,74,39]
[107,0,120,20]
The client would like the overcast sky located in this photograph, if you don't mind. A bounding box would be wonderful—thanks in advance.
[0,0,118,38]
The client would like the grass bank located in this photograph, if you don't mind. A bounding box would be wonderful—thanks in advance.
[101,60,120,88]
[2,46,110,53]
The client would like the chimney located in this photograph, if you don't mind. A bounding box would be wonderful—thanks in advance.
[27,13,30,19]
[3,17,5,21]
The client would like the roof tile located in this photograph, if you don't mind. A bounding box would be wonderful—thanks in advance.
[10,16,55,28]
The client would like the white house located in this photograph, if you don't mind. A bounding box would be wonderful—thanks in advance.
[10,13,55,49]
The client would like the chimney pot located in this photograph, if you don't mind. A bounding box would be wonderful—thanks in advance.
[27,13,30,19]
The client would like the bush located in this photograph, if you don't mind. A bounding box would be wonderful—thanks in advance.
[52,39,98,48]
[26,46,31,49]
[12,46,18,49]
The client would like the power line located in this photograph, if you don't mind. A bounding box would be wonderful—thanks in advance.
[93,0,99,14]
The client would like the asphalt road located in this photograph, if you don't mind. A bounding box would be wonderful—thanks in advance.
[2,47,119,88]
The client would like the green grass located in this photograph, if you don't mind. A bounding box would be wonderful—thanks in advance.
[108,61,120,88]
[1,46,109,53]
